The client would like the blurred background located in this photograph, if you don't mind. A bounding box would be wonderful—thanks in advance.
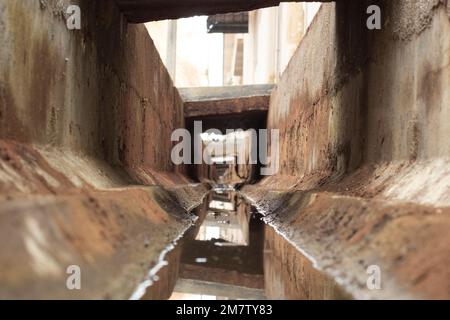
[145,3,321,88]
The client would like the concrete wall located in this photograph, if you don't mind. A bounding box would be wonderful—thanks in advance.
[262,0,450,201]
[244,3,320,84]
[116,0,328,23]
[0,0,184,179]
[264,226,350,300]
[244,0,450,299]
[0,0,208,299]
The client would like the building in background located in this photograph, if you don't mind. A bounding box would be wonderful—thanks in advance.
[145,2,321,88]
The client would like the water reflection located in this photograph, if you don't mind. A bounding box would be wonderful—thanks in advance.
[170,190,265,300]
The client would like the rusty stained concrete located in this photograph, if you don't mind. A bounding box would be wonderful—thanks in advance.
[0,0,209,299]
[0,123,209,301]
[0,180,196,299]
[243,188,450,299]
[242,0,450,299]
[1,0,450,301]
[180,84,273,118]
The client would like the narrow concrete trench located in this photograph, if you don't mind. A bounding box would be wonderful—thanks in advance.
[0,0,450,301]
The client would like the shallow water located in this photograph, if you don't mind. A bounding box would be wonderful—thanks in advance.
[170,189,266,300]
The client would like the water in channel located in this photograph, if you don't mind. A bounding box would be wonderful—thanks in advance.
[170,188,265,300]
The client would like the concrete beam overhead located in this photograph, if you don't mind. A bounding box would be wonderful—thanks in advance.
[115,0,331,23]
[181,85,273,118]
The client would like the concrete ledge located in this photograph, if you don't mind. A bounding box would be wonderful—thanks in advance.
[242,187,450,299]
[180,85,274,118]
[264,225,351,300]
[0,140,209,299]
[180,264,264,290]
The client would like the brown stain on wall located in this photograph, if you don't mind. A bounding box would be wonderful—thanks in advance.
[243,0,450,299]
[0,0,185,173]
[264,226,350,300]
[0,0,208,300]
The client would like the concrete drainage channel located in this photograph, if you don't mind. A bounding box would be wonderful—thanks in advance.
[1,0,450,300]
[0,141,210,299]
[159,189,351,300]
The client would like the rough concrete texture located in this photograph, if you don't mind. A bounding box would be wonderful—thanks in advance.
[0,0,184,174]
[180,85,273,118]
[243,0,450,299]
[0,0,208,299]
[115,0,332,23]
[0,179,196,299]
